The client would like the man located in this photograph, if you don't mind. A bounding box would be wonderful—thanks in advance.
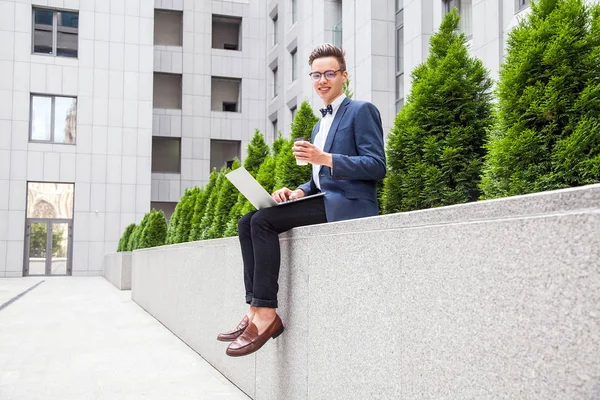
[218,43,386,357]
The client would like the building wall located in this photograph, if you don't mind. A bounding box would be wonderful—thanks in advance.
[151,0,267,207]
[0,0,153,277]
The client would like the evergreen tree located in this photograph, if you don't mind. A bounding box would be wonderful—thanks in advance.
[128,213,150,250]
[138,210,168,249]
[343,76,354,99]
[274,101,319,189]
[173,187,202,244]
[205,159,241,239]
[244,129,270,175]
[189,170,218,241]
[383,9,493,213]
[165,188,189,245]
[195,167,227,240]
[272,132,287,157]
[481,0,600,198]
[117,223,136,252]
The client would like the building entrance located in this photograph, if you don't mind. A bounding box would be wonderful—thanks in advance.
[24,219,73,276]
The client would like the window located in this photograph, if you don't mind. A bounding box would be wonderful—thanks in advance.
[292,0,298,24]
[30,95,77,144]
[153,73,182,109]
[33,8,78,57]
[154,9,183,46]
[152,137,181,173]
[273,15,278,45]
[151,202,177,221]
[290,106,297,121]
[272,67,278,98]
[291,49,297,82]
[210,140,241,171]
[395,3,405,112]
[211,77,242,112]
[212,15,242,50]
[272,119,278,140]
[443,0,472,38]
[223,102,237,112]
[395,0,404,11]
[515,0,530,12]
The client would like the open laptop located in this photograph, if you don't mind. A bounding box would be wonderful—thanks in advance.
[226,166,325,210]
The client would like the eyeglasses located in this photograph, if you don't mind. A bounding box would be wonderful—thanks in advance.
[308,69,343,81]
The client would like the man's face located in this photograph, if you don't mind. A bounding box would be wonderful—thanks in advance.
[310,56,348,105]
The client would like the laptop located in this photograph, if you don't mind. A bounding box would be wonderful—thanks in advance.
[226,166,325,210]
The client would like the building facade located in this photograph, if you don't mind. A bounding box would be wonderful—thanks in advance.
[0,0,550,277]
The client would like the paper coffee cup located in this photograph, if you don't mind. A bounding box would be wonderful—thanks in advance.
[294,137,310,166]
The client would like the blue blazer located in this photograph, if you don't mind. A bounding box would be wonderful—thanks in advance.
[297,97,386,222]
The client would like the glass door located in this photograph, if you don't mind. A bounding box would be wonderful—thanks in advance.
[27,222,49,276]
[25,220,72,276]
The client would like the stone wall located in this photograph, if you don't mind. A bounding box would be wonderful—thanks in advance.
[131,184,600,399]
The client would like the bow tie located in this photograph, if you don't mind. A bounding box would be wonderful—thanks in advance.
[320,104,333,117]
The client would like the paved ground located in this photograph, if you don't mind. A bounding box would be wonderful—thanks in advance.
[0,277,249,400]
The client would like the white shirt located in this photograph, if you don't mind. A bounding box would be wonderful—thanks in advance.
[313,93,346,190]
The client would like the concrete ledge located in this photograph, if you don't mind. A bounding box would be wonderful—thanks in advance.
[103,252,132,290]
[131,184,600,399]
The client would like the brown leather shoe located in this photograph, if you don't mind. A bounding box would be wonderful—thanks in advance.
[217,315,250,342]
[225,314,284,357]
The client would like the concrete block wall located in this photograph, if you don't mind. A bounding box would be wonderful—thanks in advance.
[131,183,600,399]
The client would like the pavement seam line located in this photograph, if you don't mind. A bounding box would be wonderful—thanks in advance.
[0,281,45,312]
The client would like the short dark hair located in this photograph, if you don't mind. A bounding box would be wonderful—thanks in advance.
[308,43,346,71]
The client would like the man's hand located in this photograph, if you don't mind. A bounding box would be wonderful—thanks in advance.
[272,187,305,203]
[292,141,333,167]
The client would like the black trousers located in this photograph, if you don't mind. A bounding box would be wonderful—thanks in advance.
[237,196,327,308]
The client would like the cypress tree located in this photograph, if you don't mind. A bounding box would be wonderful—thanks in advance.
[129,213,150,251]
[244,129,270,175]
[481,0,600,198]
[117,223,136,252]
[189,170,218,241]
[274,101,319,190]
[196,168,227,240]
[383,9,493,213]
[165,188,188,245]
[138,210,168,249]
[205,159,241,239]
[173,186,202,244]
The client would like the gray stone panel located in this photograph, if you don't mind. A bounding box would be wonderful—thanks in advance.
[131,184,600,399]
[103,252,132,290]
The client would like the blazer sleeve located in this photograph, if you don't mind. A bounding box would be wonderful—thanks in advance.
[331,102,386,181]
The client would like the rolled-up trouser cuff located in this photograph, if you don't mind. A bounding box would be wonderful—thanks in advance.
[251,297,278,308]
[245,294,253,304]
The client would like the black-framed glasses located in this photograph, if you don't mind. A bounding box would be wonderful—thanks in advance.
[309,69,343,81]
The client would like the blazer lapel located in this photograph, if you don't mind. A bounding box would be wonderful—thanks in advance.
[323,97,351,154]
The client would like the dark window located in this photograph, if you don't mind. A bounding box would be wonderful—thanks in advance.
[152,137,181,173]
[33,8,78,57]
[223,102,237,112]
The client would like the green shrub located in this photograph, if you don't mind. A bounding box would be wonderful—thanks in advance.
[481,0,600,198]
[244,129,270,175]
[128,213,150,251]
[117,223,136,252]
[189,170,218,241]
[194,168,227,240]
[274,101,319,190]
[205,159,241,239]
[383,9,493,213]
[138,209,168,249]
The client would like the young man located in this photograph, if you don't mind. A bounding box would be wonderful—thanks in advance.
[218,43,386,357]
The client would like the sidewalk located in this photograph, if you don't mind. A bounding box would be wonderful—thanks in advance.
[0,277,249,400]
